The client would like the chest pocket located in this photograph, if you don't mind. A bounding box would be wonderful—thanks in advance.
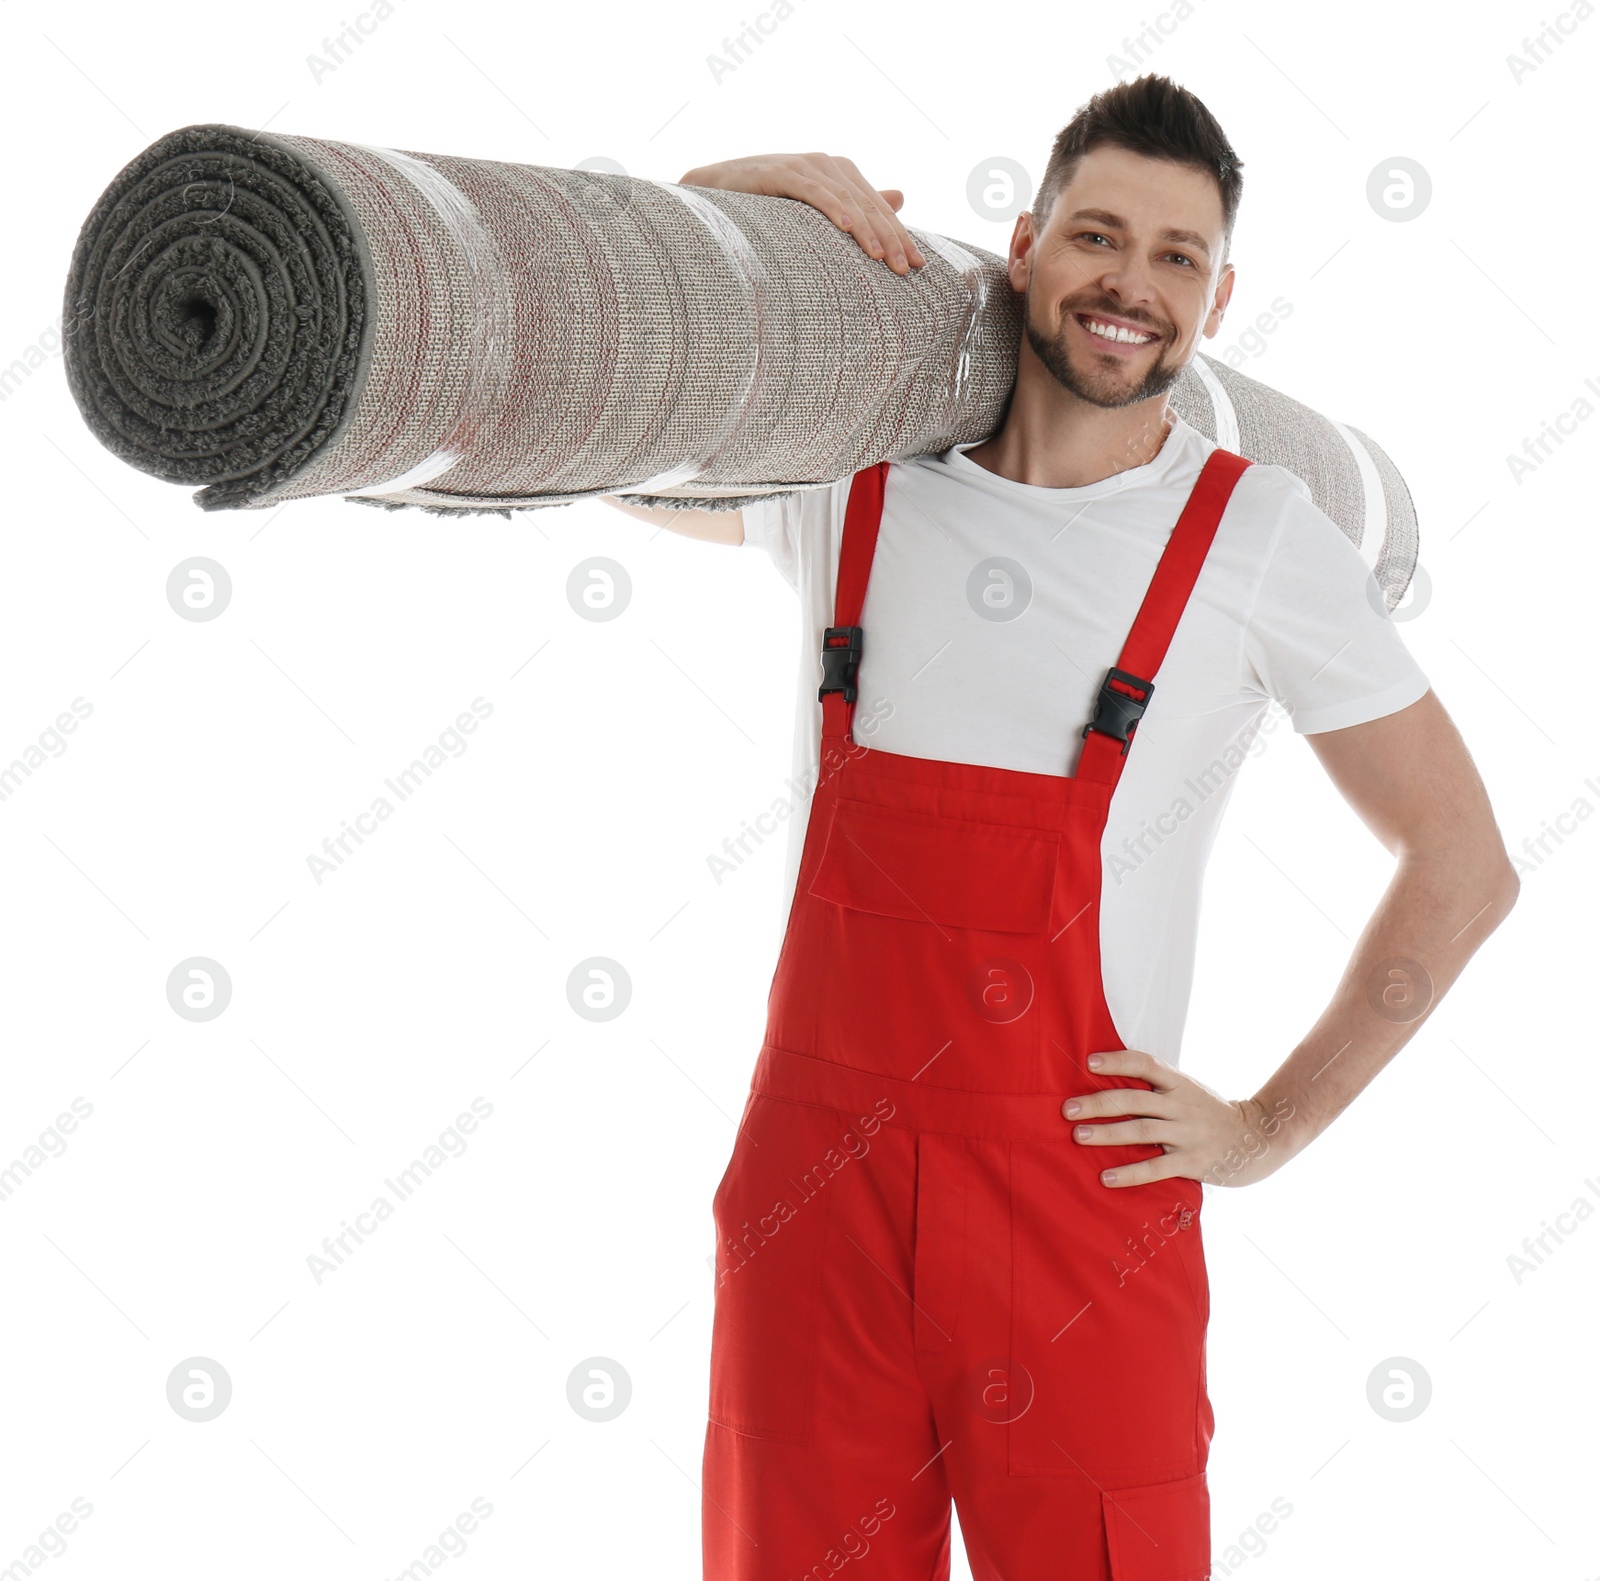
[808,796,1058,934]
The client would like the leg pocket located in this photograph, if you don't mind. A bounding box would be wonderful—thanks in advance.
[1009,1142,1207,1482]
[1102,1470,1210,1580]
[708,1094,832,1444]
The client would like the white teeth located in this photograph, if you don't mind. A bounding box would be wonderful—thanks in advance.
[1083,317,1154,345]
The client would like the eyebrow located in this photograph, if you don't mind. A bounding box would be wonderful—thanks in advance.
[1062,207,1213,261]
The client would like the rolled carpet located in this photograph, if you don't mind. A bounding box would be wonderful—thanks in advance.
[62,122,1416,605]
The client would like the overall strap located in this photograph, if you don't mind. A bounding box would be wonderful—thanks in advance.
[1076,447,1253,787]
[819,461,889,742]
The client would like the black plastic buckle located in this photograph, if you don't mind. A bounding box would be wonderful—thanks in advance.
[1083,667,1154,753]
[818,625,864,703]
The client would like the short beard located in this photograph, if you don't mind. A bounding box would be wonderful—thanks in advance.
[1024,286,1183,410]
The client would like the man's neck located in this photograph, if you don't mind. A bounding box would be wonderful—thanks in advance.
[962,377,1177,490]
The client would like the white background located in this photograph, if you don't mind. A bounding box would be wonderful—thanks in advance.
[1,1,1595,1577]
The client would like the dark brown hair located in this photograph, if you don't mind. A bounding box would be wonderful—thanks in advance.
[1035,74,1244,257]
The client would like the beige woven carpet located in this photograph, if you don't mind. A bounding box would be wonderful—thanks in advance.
[62,122,1417,605]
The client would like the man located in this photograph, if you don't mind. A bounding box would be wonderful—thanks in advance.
[605,74,1517,1581]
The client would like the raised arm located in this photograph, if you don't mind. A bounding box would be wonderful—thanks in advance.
[678,151,926,275]
[600,495,746,543]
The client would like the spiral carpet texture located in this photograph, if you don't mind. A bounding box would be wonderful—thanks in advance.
[62,123,1417,604]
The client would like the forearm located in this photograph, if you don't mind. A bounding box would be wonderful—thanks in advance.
[600,495,745,543]
[1244,840,1519,1172]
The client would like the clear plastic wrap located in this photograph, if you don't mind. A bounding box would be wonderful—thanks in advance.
[342,142,516,498]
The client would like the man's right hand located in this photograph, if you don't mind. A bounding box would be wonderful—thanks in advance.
[677,153,927,275]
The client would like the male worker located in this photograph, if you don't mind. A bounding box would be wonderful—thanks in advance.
[604,74,1517,1581]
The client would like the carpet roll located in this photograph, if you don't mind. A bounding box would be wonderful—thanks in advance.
[62,123,1417,605]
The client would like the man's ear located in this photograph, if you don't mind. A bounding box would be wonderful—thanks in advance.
[1202,260,1236,339]
[1007,209,1036,293]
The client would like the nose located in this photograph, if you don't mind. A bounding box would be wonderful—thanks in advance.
[1087,253,1160,319]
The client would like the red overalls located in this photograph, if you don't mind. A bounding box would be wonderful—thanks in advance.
[703,447,1253,1581]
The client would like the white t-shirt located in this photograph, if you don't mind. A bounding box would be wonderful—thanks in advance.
[739,413,1430,1067]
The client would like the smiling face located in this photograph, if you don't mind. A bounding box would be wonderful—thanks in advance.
[1014,142,1234,411]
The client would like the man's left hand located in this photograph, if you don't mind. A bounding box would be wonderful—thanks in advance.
[1063,1048,1289,1189]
